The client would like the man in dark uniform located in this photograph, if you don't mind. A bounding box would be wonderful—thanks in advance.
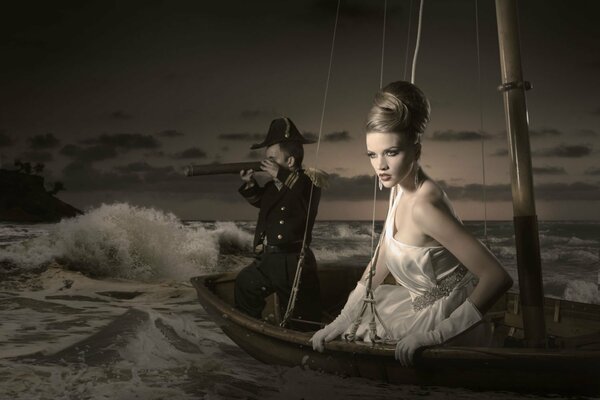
[234,117,324,328]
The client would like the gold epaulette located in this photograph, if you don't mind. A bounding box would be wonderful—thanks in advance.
[303,167,329,189]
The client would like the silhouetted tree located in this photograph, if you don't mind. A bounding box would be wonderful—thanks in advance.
[48,181,65,195]
[21,162,32,175]
[33,162,45,175]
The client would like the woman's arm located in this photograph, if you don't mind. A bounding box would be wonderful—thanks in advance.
[394,195,513,365]
[412,197,513,313]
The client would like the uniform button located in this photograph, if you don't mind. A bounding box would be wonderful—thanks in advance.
[277,234,283,240]
[280,206,286,211]
[279,220,284,224]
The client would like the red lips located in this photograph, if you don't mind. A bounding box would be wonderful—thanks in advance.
[378,174,392,181]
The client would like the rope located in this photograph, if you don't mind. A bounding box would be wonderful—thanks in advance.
[380,0,388,88]
[411,0,425,84]
[281,0,341,327]
[474,0,488,242]
[403,0,414,80]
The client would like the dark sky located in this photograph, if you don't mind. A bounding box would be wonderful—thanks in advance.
[1,0,599,220]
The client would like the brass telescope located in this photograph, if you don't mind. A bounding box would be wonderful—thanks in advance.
[183,162,263,177]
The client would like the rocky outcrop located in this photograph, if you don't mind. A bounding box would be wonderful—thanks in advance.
[0,169,81,222]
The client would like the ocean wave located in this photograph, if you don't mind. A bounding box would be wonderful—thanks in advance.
[566,236,599,246]
[312,243,372,262]
[0,203,253,281]
[563,280,600,305]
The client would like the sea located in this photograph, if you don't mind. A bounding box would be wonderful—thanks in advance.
[0,203,598,400]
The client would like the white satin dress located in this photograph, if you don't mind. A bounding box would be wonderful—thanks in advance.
[343,189,490,345]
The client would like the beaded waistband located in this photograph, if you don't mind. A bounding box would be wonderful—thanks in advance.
[411,265,469,311]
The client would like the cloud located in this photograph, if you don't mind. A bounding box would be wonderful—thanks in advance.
[303,132,318,142]
[323,174,375,200]
[533,144,593,158]
[429,130,486,141]
[324,130,352,142]
[19,151,54,163]
[156,129,184,138]
[114,162,173,174]
[110,110,133,120]
[585,167,600,176]
[440,182,512,202]
[172,147,207,159]
[575,129,597,137]
[60,160,239,198]
[144,150,166,158]
[81,133,160,151]
[28,133,60,149]
[532,166,567,175]
[323,176,589,202]
[533,182,600,201]
[60,144,118,162]
[324,176,600,202]
[0,131,14,147]
[218,132,264,141]
[441,181,600,202]
[529,128,562,138]
[62,161,141,191]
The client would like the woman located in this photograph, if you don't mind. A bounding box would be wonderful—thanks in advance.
[310,81,513,366]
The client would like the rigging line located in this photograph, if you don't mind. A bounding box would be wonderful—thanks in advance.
[281,0,341,327]
[410,0,425,84]
[370,0,388,272]
[370,0,388,259]
[403,0,414,81]
[475,0,488,241]
[380,0,388,89]
[370,178,377,261]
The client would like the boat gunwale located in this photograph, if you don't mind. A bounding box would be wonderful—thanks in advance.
[191,272,600,362]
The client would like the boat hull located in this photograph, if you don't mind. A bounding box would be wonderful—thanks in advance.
[191,271,600,394]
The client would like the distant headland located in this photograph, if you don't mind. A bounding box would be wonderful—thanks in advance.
[0,163,81,223]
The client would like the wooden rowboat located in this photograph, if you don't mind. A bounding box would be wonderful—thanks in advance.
[191,265,600,394]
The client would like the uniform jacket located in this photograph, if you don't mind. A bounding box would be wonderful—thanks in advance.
[239,168,321,251]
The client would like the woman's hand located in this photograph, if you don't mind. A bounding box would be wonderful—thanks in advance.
[310,320,348,352]
[260,159,280,179]
[394,332,432,366]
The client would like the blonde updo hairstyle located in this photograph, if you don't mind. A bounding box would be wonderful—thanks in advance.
[366,81,431,159]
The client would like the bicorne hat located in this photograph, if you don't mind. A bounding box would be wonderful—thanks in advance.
[250,117,316,149]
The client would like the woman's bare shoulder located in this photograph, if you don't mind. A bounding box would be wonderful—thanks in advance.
[415,179,445,204]
[412,180,454,221]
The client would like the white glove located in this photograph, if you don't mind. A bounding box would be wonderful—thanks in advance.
[395,298,483,366]
[310,282,367,352]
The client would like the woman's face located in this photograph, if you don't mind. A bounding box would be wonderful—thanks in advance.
[366,132,416,188]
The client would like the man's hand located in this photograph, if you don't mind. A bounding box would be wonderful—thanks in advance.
[260,159,280,179]
[240,169,256,188]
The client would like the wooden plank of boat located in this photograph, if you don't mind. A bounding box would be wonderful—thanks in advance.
[190,270,600,394]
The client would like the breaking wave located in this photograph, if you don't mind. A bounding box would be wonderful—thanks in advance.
[0,203,252,281]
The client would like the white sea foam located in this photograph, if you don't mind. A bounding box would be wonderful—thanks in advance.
[539,234,569,246]
[0,203,253,281]
[566,236,598,246]
[333,224,371,240]
[563,280,600,305]
[312,243,372,262]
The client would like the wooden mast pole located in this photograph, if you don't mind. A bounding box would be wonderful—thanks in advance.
[495,0,546,347]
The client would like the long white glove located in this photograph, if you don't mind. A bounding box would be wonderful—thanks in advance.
[310,282,367,352]
[395,298,483,366]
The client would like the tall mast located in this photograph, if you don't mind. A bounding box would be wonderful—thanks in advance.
[495,0,546,348]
